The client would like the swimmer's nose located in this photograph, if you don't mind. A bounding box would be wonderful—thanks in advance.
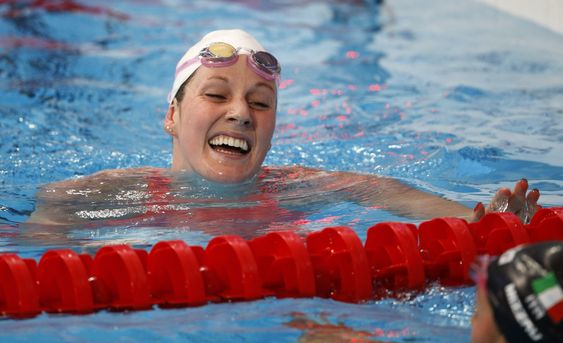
[226,100,252,127]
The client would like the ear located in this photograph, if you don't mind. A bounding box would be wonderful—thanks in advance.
[164,99,180,137]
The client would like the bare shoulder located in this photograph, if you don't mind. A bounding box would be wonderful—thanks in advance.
[29,167,166,224]
[36,167,163,197]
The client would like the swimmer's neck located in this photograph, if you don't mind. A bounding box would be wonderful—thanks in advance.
[165,168,260,196]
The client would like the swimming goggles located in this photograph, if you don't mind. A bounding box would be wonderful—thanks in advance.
[175,42,281,83]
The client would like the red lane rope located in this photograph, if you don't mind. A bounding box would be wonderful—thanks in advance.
[1,208,562,318]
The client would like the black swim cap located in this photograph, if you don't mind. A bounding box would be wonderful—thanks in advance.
[486,241,563,343]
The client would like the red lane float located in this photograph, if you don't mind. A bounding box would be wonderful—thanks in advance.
[91,245,152,310]
[0,254,40,317]
[365,222,424,292]
[202,235,263,301]
[469,212,529,256]
[420,217,476,285]
[307,226,372,303]
[148,240,206,307]
[527,207,563,242]
[37,250,93,313]
[249,231,315,299]
[0,207,562,318]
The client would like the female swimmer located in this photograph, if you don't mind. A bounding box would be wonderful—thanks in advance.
[27,29,540,227]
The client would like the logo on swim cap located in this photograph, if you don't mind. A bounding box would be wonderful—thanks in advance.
[532,272,563,324]
[505,282,543,341]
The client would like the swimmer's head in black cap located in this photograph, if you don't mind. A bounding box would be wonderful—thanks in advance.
[486,241,563,343]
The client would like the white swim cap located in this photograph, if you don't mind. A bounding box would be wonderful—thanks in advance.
[167,29,267,104]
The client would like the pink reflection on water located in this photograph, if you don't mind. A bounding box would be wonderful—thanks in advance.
[279,79,294,89]
[345,50,359,59]
[368,84,382,92]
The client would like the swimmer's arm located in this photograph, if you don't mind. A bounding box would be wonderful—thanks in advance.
[370,177,475,221]
[333,172,475,221]
[327,172,539,222]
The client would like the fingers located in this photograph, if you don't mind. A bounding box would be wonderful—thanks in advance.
[507,179,532,212]
[497,187,512,197]
[526,188,540,204]
[513,178,528,197]
[471,202,485,222]
[488,187,510,212]
[487,181,531,212]
[508,192,524,213]
[495,187,512,203]
[479,179,541,225]
[510,180,539,210]
[510,180,540,224]
[522,188,541,224]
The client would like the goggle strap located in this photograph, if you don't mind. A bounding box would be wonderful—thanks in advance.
[175,55,200,77]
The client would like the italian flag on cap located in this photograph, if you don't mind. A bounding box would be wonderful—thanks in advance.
[532,272,563,323]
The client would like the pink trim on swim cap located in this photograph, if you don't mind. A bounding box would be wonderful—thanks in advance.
[167,29,268,104]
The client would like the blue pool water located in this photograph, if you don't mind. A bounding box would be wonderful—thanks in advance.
[1,0,563,341]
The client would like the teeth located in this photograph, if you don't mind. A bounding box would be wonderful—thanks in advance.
[209,135,249,151]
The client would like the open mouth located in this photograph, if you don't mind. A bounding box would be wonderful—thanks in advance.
[208,134,250,155]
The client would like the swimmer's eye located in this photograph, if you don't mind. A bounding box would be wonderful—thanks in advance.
[249,101,271,110]
[205,93,226,100]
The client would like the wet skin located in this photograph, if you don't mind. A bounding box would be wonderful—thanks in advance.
[164,55,277,183]
[471,286,506,343]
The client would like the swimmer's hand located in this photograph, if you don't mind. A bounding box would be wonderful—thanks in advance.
[471,178,541,224]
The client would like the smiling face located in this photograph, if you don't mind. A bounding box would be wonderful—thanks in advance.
[164,55,277,183]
